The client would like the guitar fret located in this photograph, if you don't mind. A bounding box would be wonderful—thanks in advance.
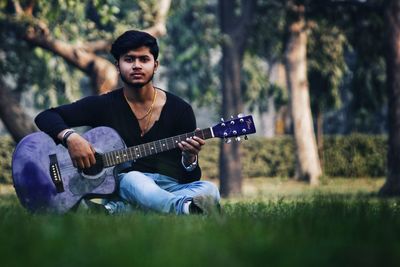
[115,150,120,164]
[147,142,151,155]
[140,143,145,157]
[128,147,133,160]
[200,130,205,139]
[108,152,113,165]
[135,146,140,159]
[105,152,111,166]
[115,151,119,164]
[165,138,169,150]
[103,153,108,166]
[158,141,162,152]
[152,142,157,154]
[167,137,174,149]
[122,149,128,161]
[109,151,115,165]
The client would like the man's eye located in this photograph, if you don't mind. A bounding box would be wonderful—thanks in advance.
[141,57,149,62]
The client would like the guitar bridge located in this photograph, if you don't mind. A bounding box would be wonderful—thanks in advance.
[49,154,64,193]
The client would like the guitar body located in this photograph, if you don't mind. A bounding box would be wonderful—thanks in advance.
[12,127,126,214]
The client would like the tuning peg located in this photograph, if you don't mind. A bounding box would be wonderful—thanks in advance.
[237,113,244,118]
[220,118,226,127]
[244,135,248,140]
[235,137,241,142]
[224,138,232,144]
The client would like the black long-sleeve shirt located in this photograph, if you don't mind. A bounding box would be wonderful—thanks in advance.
[35,88,201,183]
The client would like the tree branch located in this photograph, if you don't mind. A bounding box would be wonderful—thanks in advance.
[78,0,171,54]
[13,0,23,14]
[143,0,171,37]
[0,81,37,142]
[25,0,35,16]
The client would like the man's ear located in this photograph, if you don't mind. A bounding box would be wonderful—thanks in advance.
[115,61,120,73]
[154,60,159,72]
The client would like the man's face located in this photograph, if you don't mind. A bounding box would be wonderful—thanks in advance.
[117,46,158,89]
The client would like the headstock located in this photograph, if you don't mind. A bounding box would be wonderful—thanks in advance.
[212,114,256,142]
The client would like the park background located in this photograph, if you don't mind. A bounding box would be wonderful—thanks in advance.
[1,0,400,266]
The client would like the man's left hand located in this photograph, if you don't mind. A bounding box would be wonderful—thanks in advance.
[178,128,205,164]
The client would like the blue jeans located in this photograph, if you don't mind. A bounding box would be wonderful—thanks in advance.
[105,171,220,215]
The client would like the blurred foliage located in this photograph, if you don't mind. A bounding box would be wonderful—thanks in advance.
[0,18,83,107]
[242,0,288,114]
[0,136,14,184]
[242,53,288,113]
[308,19,349,112]
[201,134,386,180]
[308,1,387,133]
[323,134,387,177]
[347,12,386,133]
[0,134,387,184]
[0,0,151,108]
[0,0,391,135]
[162,0,221,106]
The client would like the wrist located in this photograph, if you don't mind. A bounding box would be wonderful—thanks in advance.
[62,129,76,147]
[182,152,196,164]
[182,154,198,171]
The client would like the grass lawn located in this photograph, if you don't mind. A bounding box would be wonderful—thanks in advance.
[1,178,399,267]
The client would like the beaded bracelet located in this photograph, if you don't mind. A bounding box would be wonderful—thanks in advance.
[62,129,76,147]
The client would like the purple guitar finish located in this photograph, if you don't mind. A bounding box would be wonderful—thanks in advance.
[12,115,256,214]
[12,127,126,214]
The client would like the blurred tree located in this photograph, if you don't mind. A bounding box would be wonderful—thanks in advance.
[284,1,321,185]
[218,0,255,196]
[380,0,400,196]
[0,0,171,142]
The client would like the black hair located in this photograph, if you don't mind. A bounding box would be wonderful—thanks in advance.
[110,30,159,60]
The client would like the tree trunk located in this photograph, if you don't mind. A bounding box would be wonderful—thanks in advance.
[316,105,324,170]
[379,0,400,196]
[285,3,322,185]
[218,0,254,197]
[219,40,244,197]
[0,83,37,142]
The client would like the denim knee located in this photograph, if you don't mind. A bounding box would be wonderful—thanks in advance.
[201,181,220,202]
[120,171,142,187]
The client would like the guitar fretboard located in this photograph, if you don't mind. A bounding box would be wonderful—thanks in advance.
[102,128,213,167]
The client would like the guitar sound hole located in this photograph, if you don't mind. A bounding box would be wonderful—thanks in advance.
[81,152,104,176]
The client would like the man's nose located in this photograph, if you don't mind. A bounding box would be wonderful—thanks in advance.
[132,59,141,68]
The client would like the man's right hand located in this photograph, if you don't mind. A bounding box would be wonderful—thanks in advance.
[64,133,96,169]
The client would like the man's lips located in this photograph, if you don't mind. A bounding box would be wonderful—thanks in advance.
[130,72,144,76]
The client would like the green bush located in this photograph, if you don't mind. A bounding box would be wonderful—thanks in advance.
[201,134,387,179]
[200,137,296,179]
[323,134,387,177]
[0,136,14,184]
[0,134,388,184]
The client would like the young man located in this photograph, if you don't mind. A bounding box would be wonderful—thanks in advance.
[35,30,220,215]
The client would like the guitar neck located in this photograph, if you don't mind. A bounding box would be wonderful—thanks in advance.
[102,128,213,167]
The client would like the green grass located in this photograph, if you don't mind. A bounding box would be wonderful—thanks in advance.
[1,179,400,267]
